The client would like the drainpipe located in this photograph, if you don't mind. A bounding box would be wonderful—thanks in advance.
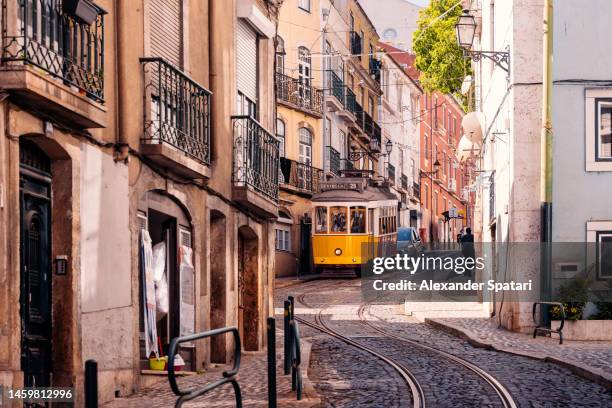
[541,0,553,303]
[114,0,129,162]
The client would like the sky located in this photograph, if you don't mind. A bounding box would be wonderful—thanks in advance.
[406,0,430,7]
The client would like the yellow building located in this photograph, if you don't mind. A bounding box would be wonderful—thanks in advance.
[274,0,382,277]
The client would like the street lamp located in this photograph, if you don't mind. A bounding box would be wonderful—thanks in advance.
[385,139,393,155]
[455,9,510,72]
[423,159,441,176]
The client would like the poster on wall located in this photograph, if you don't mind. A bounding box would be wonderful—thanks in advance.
[141,230,159,358]
[179,245,195,344]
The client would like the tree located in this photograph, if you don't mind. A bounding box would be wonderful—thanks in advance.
[412,0,472,98]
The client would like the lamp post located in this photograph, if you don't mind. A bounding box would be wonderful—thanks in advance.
[455,9,510,73]
[423,159,440,244]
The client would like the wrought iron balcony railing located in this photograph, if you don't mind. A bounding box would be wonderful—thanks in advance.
[350,31,362,57]
[401,174,409,190]
[413,182,421,199]
[341,158,354,171]
[141,58,211,165]
[2,0,106,102]
[276,72,323,115]
[345,87,357,115]
[387,163,396,185]
[329,71,344,104]
[280,158,323,194]
[326,145,341,176]
[232,115,280,202]
[369,58,381,83]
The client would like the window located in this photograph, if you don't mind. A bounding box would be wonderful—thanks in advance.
[298,0,311,12]
[298,127,312,164]
[315,207,328,234]
[423,184,429,209]
[325,117,332,147]
[597,100,612,160]
[587,92,612,171]
[339,130,347,160]
[350,206,367,233]
[597,231,612,278]
[434,191,439,216]
[275,227,291,251]
[275,36,285,74]
[330,206,347,233]
[298,47,312,103]
[236,20,258,117]
[434,96,438,129]
[276,118,285,157]
[368,96,374,116]
[383,28,397,41]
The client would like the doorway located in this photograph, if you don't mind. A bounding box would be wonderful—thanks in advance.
[20,140,52,387]
[210,211,227,363]
[237,227,259,351]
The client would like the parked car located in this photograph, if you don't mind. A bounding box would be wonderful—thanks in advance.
[397,227,423,257]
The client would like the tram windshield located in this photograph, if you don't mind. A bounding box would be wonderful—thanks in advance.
[330,206,347,233]
[350,206,366,233]
[315,206,327,233]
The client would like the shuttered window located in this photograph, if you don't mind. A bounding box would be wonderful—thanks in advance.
[150,0,183,68]
[236,19,258,107]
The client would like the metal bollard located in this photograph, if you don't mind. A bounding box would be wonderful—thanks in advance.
[283,300,291,375]
[85,359,98,408]
[267,317,277,408]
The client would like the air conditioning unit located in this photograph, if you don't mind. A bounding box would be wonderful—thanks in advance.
[448,178,457,193]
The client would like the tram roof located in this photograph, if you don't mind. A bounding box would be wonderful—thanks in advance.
[312,185,397,203]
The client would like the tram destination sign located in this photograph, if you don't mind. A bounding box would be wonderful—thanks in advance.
[320,179,365,192]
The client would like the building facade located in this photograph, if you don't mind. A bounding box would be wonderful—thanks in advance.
[378,42,423,227]
[0,0,281,403]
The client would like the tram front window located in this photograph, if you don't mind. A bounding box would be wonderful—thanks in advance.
[350,206,366,233]
[315,206,328,233]
[330,206,347,233]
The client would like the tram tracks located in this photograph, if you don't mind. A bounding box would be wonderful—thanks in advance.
[290,279,517,408]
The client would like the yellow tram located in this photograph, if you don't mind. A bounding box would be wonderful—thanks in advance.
[311,177,398,275]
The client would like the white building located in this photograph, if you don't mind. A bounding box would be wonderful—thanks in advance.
[466,0,612,331]
[360,0,422,51]
[379,42,423,227]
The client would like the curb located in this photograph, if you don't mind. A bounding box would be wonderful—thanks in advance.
[425,318,612,390]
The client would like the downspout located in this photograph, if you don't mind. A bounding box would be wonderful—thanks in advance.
[114,0,129,162]
[540,0,553,303]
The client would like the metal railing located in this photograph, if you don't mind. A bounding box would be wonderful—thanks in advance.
[1,0,106,102]
[413,182,421,199]
[326,146,341,176]
[532,302,565,344]
[387,163,396,184]
[276,71,323,115]
[401,174,409,190]
[341,158,354,171]
[168,327,242,407]
[141,57,211,165]
[280,157,323,194]
[350,31,362,57]
[345,87,357,115]
[232,115,280,202]
[329,70,344,104]
[369,57,381,83]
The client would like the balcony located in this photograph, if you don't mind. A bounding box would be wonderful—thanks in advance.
[232,115,279,217]
[387,163,396,185]
[280,158,323,195]
[327,70,344,111]
[140,58,211,179]
[412,182,421,202]
[369,58,381,84]
[337,86,357,123]
[0,0,107,128]
[401,174,409,191]
[326,145,341,176]
[276,72,322,117]
[350,31,362,58]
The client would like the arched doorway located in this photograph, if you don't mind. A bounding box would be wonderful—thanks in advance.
[210,210,227,363]
[238,226,259,351]
[20,139,52,387]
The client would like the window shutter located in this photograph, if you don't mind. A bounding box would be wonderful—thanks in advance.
[179,227,192,248]
[236,19,258,103]
[150,0,183,68]
[137,211,148,231]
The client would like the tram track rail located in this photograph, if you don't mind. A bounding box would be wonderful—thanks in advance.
[290,279,517,408]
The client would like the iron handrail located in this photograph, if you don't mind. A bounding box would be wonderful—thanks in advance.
[532,301,565,344]
[167,327,242,407]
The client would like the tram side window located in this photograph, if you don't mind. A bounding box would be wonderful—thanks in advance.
[379,207,387,234]
[350,206,366,233]
[330,206,347,233]
[315,206,328,233]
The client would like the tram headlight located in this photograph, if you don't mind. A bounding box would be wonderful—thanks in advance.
[334,248,342,256]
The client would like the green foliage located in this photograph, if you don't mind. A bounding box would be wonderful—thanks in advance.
[591,302,612,320]
[412,0,472,98]
[551,277,590,320]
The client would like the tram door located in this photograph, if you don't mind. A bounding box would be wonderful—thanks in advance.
[368,208,375,258]
[20,147,53,388]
